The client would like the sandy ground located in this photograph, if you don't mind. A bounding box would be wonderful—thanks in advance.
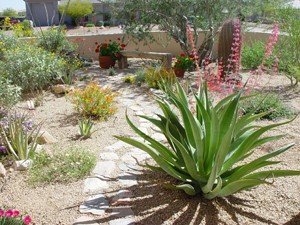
[0,61,299,224]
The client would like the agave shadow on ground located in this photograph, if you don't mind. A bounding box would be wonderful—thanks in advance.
[73,168,291,225]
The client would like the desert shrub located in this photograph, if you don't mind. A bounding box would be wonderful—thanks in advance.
[145,66,175,89]
[37,28,75,54]
[241,41,265,69]
[0,77,21,108]
[0,44,66,92]
[134,69,146,86]
[124,75,135,84]
[0,33,19,58]
[29,148,96,184]
[116,82,300,199]
[86,23,95,27]
[12,20,34,37]
[107,67,116,76]
[240,93,293,120]
[70,83,117,120]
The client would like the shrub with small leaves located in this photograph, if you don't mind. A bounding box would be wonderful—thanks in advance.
[69,83,117,120]
[107,67,116,76]
[29,148,96,184]
[240,92,293,120]
[0,77,21,108]
[134,69,146,86]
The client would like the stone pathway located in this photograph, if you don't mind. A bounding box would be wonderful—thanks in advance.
[73,70,164,224]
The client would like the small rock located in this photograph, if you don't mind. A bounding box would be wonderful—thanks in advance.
[37,131,57,144]
[79,194,109,215]
[0,163,6,177]
[27,100,35,110]
[100,152,119,161]
[13,159,33,171]
[92,161,116,177]
[52,84,68,94]
[84,177,109,193]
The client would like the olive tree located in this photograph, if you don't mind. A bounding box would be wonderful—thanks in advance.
[1,8,18,17]
[59,0,93,25]
[114,0,288,59]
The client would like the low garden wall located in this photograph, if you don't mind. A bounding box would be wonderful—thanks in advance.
[22,29,273,61]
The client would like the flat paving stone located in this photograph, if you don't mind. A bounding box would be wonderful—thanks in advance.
[92,161,117,177]
[109,217,135,225]
[104,141,129,151]
[100,152,119,161]
[118,173,138,187]
[73,216,98,225]
[79,194,109,215]
[112,207,134,218]
[84,177,109,193]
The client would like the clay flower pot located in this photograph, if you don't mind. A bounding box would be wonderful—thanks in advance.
[99,56,115,69]
[173,68,185,78]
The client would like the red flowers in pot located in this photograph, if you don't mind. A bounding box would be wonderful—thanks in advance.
[95,39,126,69]
[173,53,195,78]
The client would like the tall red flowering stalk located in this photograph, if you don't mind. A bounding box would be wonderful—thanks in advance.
[186,23,201,87]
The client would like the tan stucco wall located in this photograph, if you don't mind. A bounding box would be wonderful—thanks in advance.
[66,30,272,61]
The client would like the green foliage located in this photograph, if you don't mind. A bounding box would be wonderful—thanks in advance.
[240,93,293,120]
[59,0,93,25]
[116,82,300,199]
[29,148,96,184]
[241,41,265,69]
[124,75,135,84]
[37,28,75,54]
[1,8,18,17]
[78,118,95,139]
[145,66,175,89]
[135,69,146,86]
[275,7,300,85]
[0,77,21,108]
[107,67,116,76]
[86,23,95,27]
[174,54,194,70]
[0,114,41,160]
[12,20,34,37]
[0,44,66,92]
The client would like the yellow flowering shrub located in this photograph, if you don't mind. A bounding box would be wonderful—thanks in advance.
[145,66,176,89]
[69,83,117,120]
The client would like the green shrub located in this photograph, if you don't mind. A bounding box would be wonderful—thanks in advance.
[135,69,146,86]
[116,82,300,199]
[0,44,66,92]
[97,21,104,27]
[145,66,175,89]
[86,23,95,27]
[240,93,293,120]
[29,148,96,184]
[0,77,21,108]
[241,41,265,69]
[37,28,75,54]
[0,33,19,59]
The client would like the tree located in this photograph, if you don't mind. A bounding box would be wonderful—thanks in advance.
[2,8,18,17]
[115,0,288,60]
[59,0,93,25]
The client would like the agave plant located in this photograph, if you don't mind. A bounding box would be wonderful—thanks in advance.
[0,114,41,160]
[116,82,300,199]
[78,118,95,139]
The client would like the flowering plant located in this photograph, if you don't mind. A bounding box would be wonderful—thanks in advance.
[173,53,194,70]
[0,208,32,225]
[95,39,126,60]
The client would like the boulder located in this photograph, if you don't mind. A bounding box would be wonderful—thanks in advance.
[0,162,6,177]
[52,84,68,94]
[37,131,57,144]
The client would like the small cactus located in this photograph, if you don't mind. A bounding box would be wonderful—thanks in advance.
[218,19,241,79]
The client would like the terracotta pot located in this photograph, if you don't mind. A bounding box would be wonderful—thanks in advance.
[99,56,115,69]
[173,68,185,78]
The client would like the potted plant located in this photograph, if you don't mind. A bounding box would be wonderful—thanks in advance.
[95,39,126,69]
[173,53,194,78]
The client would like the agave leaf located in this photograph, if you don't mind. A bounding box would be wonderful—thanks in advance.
[204,177,223,199]
[115,136,190,182]
[222,118,296,173]
[166,122,206,183]
[175,183,197,196]
[218,179,267,197]
[244,170,300,180]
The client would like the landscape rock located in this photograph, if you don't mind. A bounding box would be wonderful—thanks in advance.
[79,194,109,215]
[73,216,98,225]
[37,131,57,144]
[13,159,33,171]
[0,162,6,177]
[52,84,68,94]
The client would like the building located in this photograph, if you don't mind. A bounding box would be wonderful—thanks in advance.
[24,0,60,26]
